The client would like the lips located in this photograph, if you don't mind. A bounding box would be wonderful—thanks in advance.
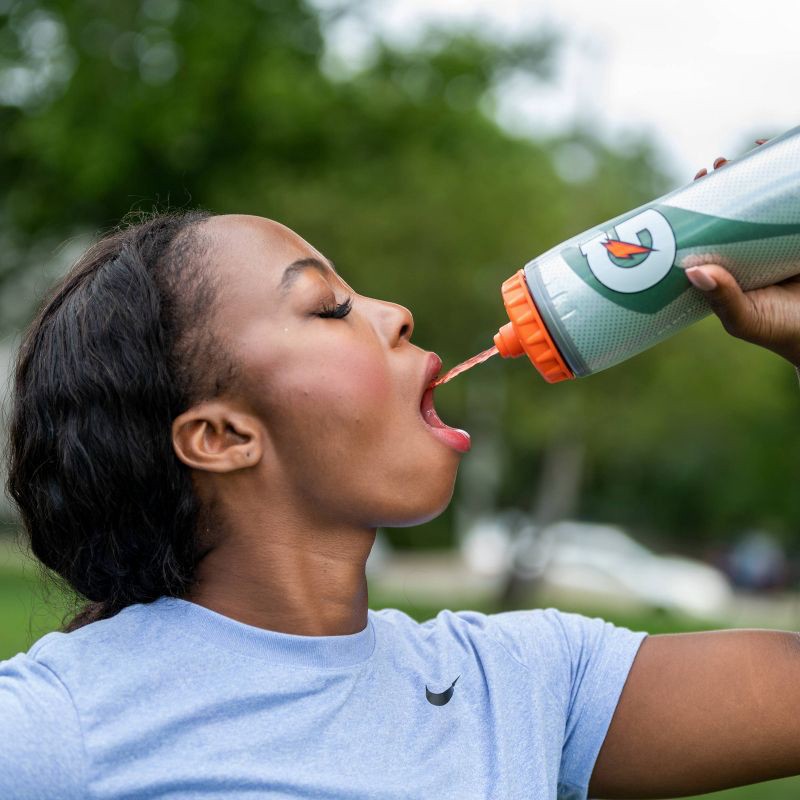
[418,353,471,453]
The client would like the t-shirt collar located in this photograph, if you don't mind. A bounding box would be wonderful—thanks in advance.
[144,596,376,669]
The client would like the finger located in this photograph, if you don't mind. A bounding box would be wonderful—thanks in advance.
[685,265,762,342]
[755,138,768,146]
[694,167,708,180]
[713,157,728,169]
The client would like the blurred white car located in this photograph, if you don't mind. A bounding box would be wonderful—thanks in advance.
[461,517,733,618]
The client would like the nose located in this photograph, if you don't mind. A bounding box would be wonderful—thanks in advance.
[373,298,414,346]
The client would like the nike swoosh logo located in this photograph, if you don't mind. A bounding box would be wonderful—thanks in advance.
[425,675,460,706]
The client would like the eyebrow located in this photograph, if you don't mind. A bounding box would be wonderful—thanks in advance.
[279,257,339,295]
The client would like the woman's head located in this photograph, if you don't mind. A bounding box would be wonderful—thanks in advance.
[6,211,468,631]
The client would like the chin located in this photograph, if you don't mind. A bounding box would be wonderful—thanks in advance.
[377,474,458,528]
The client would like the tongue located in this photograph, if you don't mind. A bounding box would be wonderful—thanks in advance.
[420,388,471,453]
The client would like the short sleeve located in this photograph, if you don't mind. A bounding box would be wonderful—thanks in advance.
[486,607,647,800]
[0,651,86,799]
[552,612,646,797]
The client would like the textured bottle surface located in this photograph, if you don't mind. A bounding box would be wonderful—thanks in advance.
[523,127,800,377]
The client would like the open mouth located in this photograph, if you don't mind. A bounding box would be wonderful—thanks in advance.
[418,353,471,453]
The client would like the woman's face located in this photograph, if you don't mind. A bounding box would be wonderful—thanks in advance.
[199,214,470,528]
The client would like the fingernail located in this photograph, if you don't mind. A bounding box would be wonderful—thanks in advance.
[713,157,728,169]
[686,267,718,291]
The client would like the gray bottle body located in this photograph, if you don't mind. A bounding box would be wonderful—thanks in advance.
[522,127,800,377]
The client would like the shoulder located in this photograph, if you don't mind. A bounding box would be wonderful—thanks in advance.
[1,599,177,735]
[0,598,181,797]
[1,599,159,705]
[371,604,637,658]
[371,606,647,697]
[481,607,647,671]
[14,600,158,684]
[0,647,87,797]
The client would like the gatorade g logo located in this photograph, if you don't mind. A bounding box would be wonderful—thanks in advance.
[561,204,800,315]
[578,209,676,294]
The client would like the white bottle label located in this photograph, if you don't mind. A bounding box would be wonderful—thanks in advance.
[579,208,677,294]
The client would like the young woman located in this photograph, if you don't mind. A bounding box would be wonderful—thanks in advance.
[3,208,800,800]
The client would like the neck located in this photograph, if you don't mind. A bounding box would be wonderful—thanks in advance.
[183,492,376,637]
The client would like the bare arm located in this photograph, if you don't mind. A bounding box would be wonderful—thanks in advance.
[589,629,800,798]
[589,144,800,798]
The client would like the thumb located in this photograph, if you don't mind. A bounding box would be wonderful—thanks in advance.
[685,264,762,343]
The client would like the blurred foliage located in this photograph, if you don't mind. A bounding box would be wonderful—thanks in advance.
[1,0,798,552]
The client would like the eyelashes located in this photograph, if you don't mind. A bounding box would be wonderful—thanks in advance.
[316,294,353,319]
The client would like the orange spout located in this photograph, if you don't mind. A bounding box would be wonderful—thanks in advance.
[494,269,575,384]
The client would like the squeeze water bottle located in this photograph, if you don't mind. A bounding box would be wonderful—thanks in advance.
[456,126,800,385]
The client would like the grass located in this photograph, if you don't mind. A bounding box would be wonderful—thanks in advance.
[0,566,76,658]
[2,568,800,799]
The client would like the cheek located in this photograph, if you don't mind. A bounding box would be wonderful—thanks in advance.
[253,343,460,526]
[276,345,394,437]
[327,344,394,415]
[326,348,392,408]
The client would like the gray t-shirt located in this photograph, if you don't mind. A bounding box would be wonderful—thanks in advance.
[0,597,646,799]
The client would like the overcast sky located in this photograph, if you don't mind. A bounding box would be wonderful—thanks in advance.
[320,0,800,181]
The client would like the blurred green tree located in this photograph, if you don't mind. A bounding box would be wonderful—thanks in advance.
[1,0,798,552]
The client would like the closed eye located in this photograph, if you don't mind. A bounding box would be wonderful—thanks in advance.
[316,295,353,319]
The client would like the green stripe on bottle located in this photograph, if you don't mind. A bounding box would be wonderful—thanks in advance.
[560,204,800,315]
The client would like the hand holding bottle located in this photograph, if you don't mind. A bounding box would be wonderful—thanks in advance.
[490,129,800,382]
[687,139,800,369]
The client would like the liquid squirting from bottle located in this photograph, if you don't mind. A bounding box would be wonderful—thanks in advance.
[429,345,499,388]
[430,126,800,389]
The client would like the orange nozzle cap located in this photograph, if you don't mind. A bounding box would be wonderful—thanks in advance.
[493,322,524,358]
[495,269,575,384]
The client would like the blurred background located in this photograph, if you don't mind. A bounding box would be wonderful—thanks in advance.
[2,1,800,797]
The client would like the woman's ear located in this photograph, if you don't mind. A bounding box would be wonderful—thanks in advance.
[171,401,263,473]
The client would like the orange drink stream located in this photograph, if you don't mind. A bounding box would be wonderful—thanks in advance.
[428,345,499,388]
[427,267,579,389]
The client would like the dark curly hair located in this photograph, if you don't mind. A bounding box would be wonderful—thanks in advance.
[4,209,238,632]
